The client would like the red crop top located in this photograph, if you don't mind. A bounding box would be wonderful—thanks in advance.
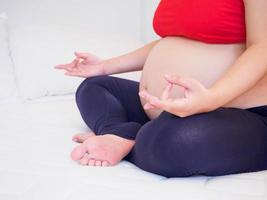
[153,0,246,44]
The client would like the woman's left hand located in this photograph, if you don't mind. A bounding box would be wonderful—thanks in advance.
[139,74,218,117]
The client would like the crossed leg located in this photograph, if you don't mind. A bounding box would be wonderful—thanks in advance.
[126,108,267,177]
[71,75,267,177]
[71,75,150,166]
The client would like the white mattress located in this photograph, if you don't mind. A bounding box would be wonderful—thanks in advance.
[0,96,267,200]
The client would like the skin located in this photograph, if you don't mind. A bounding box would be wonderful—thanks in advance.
[55,0,267,167]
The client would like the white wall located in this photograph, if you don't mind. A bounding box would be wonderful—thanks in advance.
[0,0,160,44]
[140,0,160,43]
[0,0,142,41]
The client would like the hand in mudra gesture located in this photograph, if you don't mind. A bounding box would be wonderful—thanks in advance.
[139,74,217,117]
[54,52,105,78]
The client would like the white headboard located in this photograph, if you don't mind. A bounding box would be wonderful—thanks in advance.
[0,0,145,41]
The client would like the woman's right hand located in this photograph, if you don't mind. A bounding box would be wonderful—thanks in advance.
[54,52,106,78]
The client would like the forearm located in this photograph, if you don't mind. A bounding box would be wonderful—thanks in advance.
[101,39,160,75]
[209,41,267,108]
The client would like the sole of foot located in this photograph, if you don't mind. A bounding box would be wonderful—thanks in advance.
[71,134,135,167]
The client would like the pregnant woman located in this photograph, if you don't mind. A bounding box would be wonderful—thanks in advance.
[55,0,267,177]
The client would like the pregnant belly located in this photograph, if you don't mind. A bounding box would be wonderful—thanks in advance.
[139,37,267,120]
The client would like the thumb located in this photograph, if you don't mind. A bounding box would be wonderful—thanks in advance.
[74,51,89,59]
[164,74,203,91]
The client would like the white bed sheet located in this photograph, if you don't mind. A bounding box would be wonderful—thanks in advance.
[0,97,266,200]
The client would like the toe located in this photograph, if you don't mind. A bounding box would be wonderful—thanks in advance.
[72,134,80,142]
[72,136,79,142]
[70,144,88,161]
[79,155,89,165]
[72,132,95,143]
[88,159,96,166]
[101,160,110,167]
[95,160,102,167]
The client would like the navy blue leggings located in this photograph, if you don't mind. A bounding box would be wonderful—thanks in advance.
[75,75,267,177]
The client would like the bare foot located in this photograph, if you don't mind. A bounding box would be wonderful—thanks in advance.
[70,134,135,167]
[72,132,96,143]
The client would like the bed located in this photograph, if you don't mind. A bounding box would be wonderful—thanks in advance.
[1,97,267,200]
[0,1,267,199]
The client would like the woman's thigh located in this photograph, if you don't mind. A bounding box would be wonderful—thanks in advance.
[126,107,267,177]
[75,75,150,139]
[76,75,150,124]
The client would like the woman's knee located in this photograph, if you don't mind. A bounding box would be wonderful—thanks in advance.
[131,113,216,177]
[75,75,109,100]
[75,75,110,117]
[134,113,211,158]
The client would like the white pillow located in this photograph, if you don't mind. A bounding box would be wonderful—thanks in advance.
[0,13,17,103]
[9,24,143,101]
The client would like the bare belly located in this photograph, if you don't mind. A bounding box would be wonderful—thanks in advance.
[140,37,267,120]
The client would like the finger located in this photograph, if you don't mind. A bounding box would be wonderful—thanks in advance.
[139,90,167,110]
[62,66,77,73]
[70,58,80,68]
[164,74,191,89]
[161,82,173,100]
[151,99,186,116]
[146,93,186,114]
[165,74,203,92]
[81,60,87,65]
[150,98,171,111]
[54,64,70,70]
[139,90,159,103]
[54,59,77,69]
[143,103,156,110]
[182,87,188,98]
[165,98,191,118]
[75,51,89,59]
[54,58,79,70]
[64,71,84,77]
